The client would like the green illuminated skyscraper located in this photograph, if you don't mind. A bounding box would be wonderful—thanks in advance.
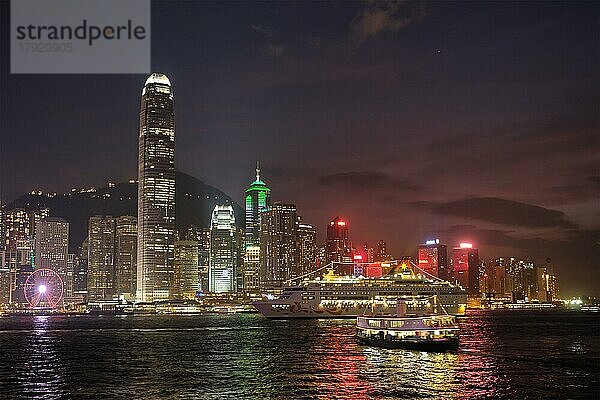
[244,162,271,248]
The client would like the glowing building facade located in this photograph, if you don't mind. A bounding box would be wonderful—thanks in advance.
[115,216,137,297]
[173,240,199,298]
[326,217,350,264]
[417,239,448,280]
[244,164,271,248]
[209,205,239,293]
[87,216,115,301]
[260,203,298,286]
[451,243,480,296]
[297,221,317,277]
[34,217,69,294]
[137,73,176,302]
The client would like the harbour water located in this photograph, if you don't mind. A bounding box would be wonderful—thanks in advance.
[0,310,598,399]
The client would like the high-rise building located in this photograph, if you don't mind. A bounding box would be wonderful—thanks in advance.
[0,251,9,304]
[4,208,30,252]
[326,217,350,264]
[244,163,271,248]
[537,260,559,302]
[375,240,391,262]
[417,239,449,280]
[11,239,35,304]
[137,73,176,302]
[34,217,69,292]
[87,216,115,301]
[0,203,4,252]
[73,239,88,298]
[480,257,509,295]
[243,246,261,292]
[115,216,137,298]
[297,221,317,277]
[260,203,298,286]
[65,253,76,299]
[186,225,211,293]
[173,240,199,299]
[451,243,480,296]
[209,205,238,293]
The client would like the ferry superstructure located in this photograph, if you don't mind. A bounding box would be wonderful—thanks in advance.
[253,259,467,318]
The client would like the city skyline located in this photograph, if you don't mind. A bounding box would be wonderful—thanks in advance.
[0,2,598,297]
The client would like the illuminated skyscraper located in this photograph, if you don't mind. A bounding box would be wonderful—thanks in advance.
[245,163,271,248]
[451,243,480,296]
[87,216,115,301]
[326,217,350,264]
[260,203,298,286]
[34,217,69,290]
[375,240,390,262]
[137,73,176,302]
[243,246,261,292]
[115,216,137,298]
[173,240,199,298]
[209,205,238,292]
[417,239,448,280]
[297,221,317,277]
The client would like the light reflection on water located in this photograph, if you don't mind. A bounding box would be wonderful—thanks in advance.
[0,311,597,399]
[16,316,67,400]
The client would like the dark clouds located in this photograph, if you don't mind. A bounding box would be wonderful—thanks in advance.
[350,0,427,47]
[431,197,576,229]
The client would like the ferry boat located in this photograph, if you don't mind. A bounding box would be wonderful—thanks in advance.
[253,259,467,319]
[356,298,460,351]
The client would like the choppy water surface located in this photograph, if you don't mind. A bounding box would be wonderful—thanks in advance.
[0,310,598,399]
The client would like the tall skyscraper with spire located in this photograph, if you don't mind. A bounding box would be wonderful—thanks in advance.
[244,162,271,248]
[136,73,176,302]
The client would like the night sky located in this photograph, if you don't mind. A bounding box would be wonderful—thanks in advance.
[1,1,598,296]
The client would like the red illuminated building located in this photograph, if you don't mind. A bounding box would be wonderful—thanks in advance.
[451,243,480,296]
[417,239,448,280]
[326,217,350,264]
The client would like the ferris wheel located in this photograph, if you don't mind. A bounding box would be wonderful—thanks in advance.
[24,268,64,308]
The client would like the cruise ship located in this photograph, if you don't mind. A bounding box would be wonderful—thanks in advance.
[253,259,467,318]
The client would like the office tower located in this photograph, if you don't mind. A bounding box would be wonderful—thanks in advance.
[243,246,261,292]
[73,239,89,297]
[34,217,69,290]
[297,221,317,277]
[375,240,391,262]
[186,225,211,293]
[260,203,298,286]
[244,163,271,248]
[316,245,326,267]
[0,204,4,252]
[537,260,559,302]
[87,216,115,301]
[173,240,199,299]
[115,216,137,297]
[209,205,238,292]
[0,251,8,304]
[65,253,76,299]
[451,243,480,296]
[10,239,35,304]
[29,208,50,239]
[4,208,30,252]
[137,73,176,302]
[326,217,350,264]
[360,243,374,263]
[417,239,449,280]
